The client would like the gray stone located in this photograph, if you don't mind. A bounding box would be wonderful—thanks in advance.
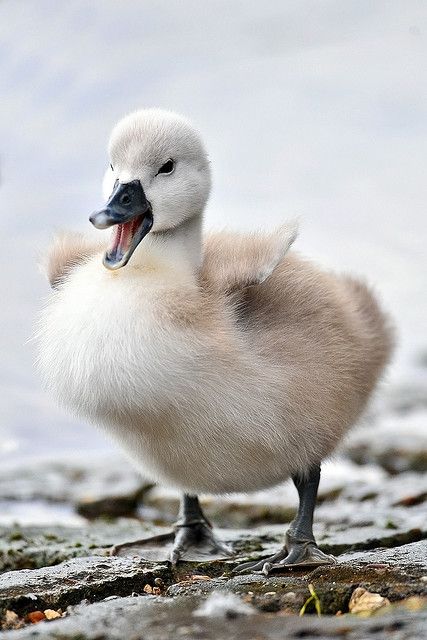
[343,381,427,474]
[1,594,426,640]
[0,456,150,506]
[0,521,165,572]
[340,540,427,572]
[0,555,169,616]
[0,435,426,638]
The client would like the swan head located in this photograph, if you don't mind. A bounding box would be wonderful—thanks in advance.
[90,108,211,270]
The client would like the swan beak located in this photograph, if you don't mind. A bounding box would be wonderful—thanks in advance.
[89,180,153,270]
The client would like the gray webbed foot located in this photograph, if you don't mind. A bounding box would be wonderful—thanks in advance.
[235,464,335,575]
[171,519,233,564]
[235,531,336,575]
[110,531,175,558]
[110,522,232,564]
[111,493,233,564]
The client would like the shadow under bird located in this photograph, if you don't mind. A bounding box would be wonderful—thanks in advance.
[37,109,393,573]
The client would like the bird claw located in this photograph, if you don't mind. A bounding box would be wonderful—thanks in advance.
[234,535,336,575]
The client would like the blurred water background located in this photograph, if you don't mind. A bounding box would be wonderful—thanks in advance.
[0,0,426,463]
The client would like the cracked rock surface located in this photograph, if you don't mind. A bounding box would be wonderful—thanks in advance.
[0,382,426,638]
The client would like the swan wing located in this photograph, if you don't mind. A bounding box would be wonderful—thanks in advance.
[201,220,298,292]
[41,232,104,289]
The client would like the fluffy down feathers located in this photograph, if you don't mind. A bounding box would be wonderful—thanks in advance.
[42,232,104,289]
[37,222,393,494]
[201,221,299,291]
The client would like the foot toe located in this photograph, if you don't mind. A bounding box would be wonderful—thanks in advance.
[170,547,183,565]
[235,543,336,574]
[261,561,274,575]
[289,542,336,567]
[234,558,269,573]
[215,540,234,557]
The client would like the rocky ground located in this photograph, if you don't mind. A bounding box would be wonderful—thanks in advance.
[0,382,426,639]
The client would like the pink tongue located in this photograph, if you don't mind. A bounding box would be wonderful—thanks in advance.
[110,219,138,255]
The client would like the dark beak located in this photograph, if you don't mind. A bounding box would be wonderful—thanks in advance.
[89,180,153,270]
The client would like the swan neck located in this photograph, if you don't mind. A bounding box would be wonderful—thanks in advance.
[153,214,203,271]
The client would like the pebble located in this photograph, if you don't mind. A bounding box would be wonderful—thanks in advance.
[26,611,45,623]
[44,609,62,620]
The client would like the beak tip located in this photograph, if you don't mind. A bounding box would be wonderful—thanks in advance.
[102,252,128,271]
[89,210,112,230]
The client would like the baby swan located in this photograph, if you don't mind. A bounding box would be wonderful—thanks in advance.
[37,109,393,573]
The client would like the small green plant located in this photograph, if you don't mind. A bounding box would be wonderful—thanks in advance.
[299,583,322,617]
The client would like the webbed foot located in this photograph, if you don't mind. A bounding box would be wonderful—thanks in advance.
[111,531,174,559]
[171,519,233,564]
[235,531,336,575]
[111,520,232,564]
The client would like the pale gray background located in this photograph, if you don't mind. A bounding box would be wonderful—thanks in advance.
[1,0,426,460]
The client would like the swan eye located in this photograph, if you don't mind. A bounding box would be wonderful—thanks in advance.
[157,159,174,175]
[110,164,114,171]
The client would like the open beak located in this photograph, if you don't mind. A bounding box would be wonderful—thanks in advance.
[89,180,153,270]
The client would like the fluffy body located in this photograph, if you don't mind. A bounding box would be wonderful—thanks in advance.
[38,224,392,494]
[37,108,393,497]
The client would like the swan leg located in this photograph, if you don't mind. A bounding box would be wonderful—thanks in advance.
[235,465,336,574]
[170,494,233,564]
[111,494,232,564]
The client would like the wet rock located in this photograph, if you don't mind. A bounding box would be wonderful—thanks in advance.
[340,540,427,573]
[341,377,427,475]
[75,489,149,520]
[1,523,425,632]
[345,410,427,474]
[314,471,427,554]
[1,500,425,573]
[167,543,427,615]
[0,555,170,617]
[1,594,426,640]
[167,572,308,613]
[0,455,151,513]
[0,439,426,637]
[0,520,165,572]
